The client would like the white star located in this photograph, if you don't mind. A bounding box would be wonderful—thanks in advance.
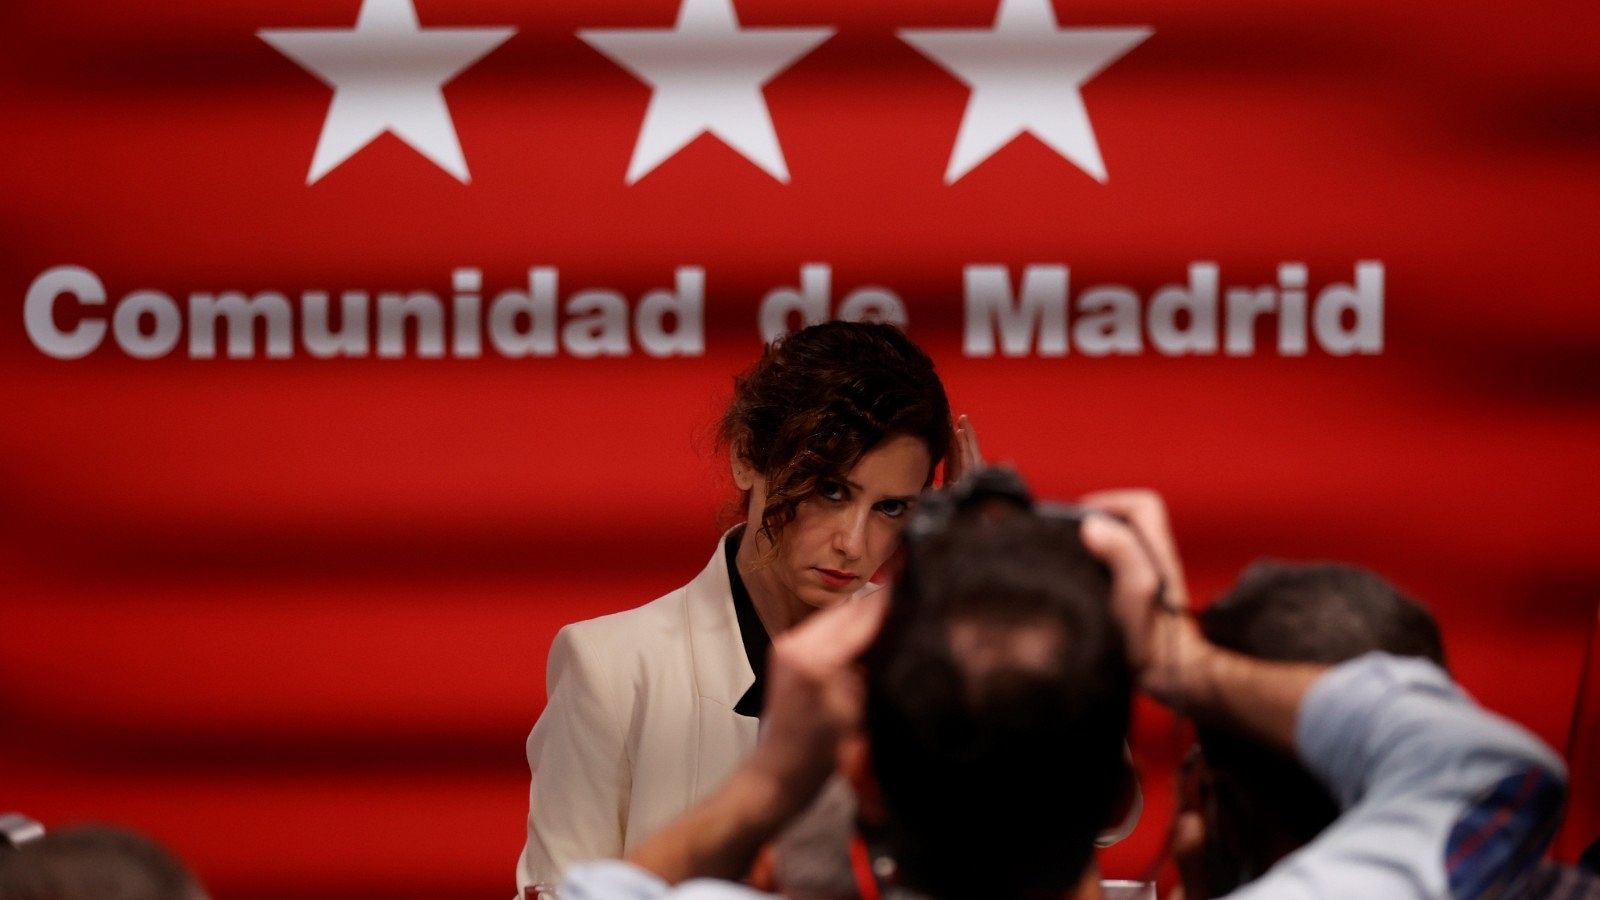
[259,0,514,184]
[900,0,1150,183]
[580,0,833,184]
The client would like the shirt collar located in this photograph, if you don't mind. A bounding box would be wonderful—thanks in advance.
[725,528,770,719]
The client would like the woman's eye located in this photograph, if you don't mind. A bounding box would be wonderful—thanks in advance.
[877,500,909,519]
[816,480,846,501]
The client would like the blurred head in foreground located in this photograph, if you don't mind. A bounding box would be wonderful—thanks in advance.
[854,472,1132,898]
[1182,561,1446,896]
[0,823,207,900]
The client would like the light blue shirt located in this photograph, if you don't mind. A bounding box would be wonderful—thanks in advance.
[1228,653,1565,898]
[561,653,1567,900]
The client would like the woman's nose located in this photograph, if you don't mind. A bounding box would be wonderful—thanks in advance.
[832,508,869,560]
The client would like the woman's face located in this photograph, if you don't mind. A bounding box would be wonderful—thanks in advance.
[739,434,932,611]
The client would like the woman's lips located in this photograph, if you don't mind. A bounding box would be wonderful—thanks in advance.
[813,567,857,588]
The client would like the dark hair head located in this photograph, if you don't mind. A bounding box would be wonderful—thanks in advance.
[1190,560,1446,892]
[719,321,952,545]
[864,508,1130,898]
[1200,560,1445,668]
[0,825,205,900]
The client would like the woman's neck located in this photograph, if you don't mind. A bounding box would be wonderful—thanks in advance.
[734,525,813,637]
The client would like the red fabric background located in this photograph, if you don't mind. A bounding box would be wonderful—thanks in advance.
[2,1,1596,896]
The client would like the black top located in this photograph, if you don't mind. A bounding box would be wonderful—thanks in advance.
[725,528,770,719]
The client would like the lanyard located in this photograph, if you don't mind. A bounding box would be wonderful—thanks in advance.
[848,834,884,900]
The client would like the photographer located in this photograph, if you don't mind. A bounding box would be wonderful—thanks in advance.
[1084,491,1568,898]
[1169,559,1595,898]
[1172,560,1452,897]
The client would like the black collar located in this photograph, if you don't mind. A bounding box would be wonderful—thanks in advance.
[725,528,770,719]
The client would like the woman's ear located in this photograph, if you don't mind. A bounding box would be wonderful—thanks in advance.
[731,454,758,492]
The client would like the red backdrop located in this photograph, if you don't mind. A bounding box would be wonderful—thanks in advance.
[2,0,1597,896]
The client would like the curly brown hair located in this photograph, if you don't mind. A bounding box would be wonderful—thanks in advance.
[719,321,952,548]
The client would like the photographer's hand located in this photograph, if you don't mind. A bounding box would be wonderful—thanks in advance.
[1079,489,1206,705]
[1079,490,1322,752]
[750,589,886,799]
[625,591,888,885]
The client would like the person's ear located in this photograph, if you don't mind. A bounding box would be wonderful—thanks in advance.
[731,453,758,492]
[839,734,886,825]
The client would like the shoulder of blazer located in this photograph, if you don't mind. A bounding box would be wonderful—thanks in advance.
[550,530,752,708]
[559,584,691,659]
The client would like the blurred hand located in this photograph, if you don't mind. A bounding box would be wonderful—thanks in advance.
[749,590,890,805]
[622,590,890,885]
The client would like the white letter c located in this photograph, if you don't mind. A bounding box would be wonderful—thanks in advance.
[25,265,108,359]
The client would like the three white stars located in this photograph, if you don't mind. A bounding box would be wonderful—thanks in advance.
[260,0,1149,186]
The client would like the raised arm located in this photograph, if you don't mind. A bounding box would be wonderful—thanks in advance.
[620,591,889,886]
[1080,490,1567,899]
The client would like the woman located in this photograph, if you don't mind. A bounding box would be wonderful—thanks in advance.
[516,321,975,894]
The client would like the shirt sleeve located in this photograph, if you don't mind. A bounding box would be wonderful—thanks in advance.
[516,625,634,895]
[561,862,778,900]
[1226,653,1567,900]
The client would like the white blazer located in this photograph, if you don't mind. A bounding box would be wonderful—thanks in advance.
[516,531,758,894]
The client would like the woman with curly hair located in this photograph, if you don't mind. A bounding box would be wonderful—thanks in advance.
[516,321,978,895]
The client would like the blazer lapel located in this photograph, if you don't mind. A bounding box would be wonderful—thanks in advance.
[683,528,759,800]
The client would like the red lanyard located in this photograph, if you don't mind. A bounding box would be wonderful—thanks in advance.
[848,834,884,900]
